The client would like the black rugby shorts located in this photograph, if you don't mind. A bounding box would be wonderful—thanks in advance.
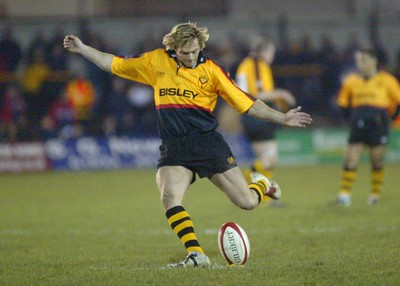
[348,117,389,146]
[157,131,237,180]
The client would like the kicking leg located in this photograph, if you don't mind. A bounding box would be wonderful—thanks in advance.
[210,166,280,210]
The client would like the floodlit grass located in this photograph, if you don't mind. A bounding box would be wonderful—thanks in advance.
[1,163,400,285]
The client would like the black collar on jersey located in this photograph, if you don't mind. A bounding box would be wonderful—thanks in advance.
[166,49,206,68]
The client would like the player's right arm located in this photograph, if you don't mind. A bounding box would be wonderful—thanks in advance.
[63,35,114,72]
[336,76,353,120]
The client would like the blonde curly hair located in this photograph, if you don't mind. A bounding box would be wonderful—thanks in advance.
[162,22,209,50]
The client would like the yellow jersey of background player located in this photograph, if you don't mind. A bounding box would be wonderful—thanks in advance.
[338,69,400,122]
[236,56,275,96]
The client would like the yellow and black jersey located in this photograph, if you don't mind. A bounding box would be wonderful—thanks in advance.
[235,57,274,96]
[112,49,255,139]
[235,56,280,142]
[337,71,400,119]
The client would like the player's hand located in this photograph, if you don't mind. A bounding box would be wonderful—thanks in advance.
[63,35,84,53]
[284,106,312,127]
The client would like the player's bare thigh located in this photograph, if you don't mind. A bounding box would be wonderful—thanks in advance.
[156,166,193,211]
[209,166,259,210]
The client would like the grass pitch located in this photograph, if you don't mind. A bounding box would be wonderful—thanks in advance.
[1,163,400,285]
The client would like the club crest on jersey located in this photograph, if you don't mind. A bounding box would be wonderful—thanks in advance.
[156,71,165,78]
[227,156,236,165]
[198,76,208,89]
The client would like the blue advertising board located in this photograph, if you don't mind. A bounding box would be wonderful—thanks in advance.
[45,137,161,170]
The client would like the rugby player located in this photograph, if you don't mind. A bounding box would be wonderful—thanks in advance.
[63,22,312,267]
[336,48,400,207]
[236,37,295,205]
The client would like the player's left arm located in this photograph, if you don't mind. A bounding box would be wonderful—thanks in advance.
[247,99,312,127]
[386,74,400,120]
[336,77,353,120]
[391,105,400,120]
[212,62,312,127]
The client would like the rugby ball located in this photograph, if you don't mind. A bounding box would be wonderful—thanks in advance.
[218,222,250,265]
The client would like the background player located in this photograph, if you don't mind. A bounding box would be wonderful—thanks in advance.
[63,22,312,267]
[336,48,400,206]
[236,37,296,204]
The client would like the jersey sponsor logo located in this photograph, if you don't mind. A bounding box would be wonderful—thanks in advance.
[356,91,376,99]
[159,88,198,99]
[198,76,208,88]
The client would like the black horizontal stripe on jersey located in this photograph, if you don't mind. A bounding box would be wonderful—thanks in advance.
[156,106,218,140]
[156,103,211,113]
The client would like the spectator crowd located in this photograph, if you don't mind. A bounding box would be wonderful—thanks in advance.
[1,24,400,143]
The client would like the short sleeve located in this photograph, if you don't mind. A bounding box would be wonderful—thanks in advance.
[111,51,157,86]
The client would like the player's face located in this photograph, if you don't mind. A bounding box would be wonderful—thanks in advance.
[175,38,201,68]
[355,52,377,76]
[260,44,276,64]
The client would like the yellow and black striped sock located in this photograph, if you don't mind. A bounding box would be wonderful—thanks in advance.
[371,167,384,197]
[165,206,204,254]
[251,160,273,203]
[339,167,357,194]
[248,181,267,204]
